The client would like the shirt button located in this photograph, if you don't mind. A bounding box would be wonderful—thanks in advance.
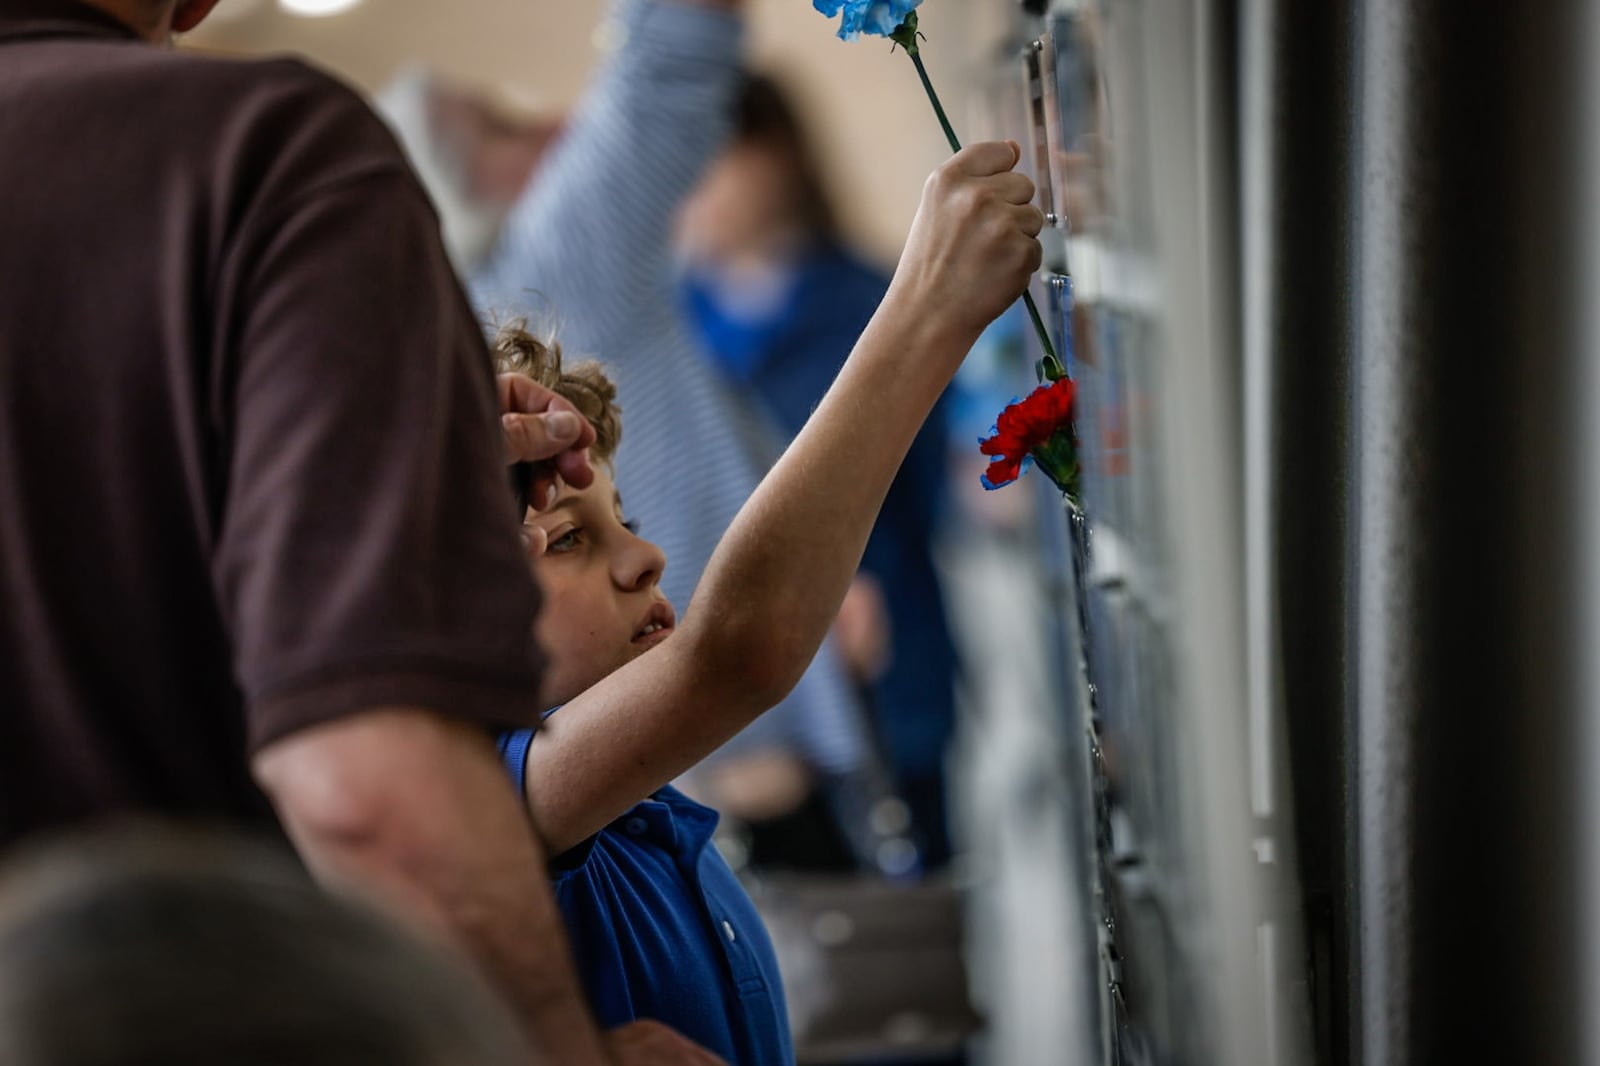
[722,920,737,944]
[625,817,648,835]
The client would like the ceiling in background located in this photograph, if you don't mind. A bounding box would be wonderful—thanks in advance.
[184,0,1013,262]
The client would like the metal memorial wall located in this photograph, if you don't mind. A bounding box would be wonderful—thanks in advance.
[983,1,1600,1065]
[980,1,1311,1062]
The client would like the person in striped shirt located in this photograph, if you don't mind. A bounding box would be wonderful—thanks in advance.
[457,0,879,836]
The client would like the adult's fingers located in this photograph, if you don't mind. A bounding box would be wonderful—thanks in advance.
[553,445,595,491]
[500,409,594,466]
[603,1020,729,1065]
[497,372,560,417]
[520,521,549,558]
[516,452,593,517]
[498,372,597,489]
[498,375,595,456]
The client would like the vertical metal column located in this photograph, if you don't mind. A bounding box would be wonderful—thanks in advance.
[1351,3,1589,1064]
[1122,1,1301,1062]
[1240,1,1356,1063]
[1580,8,1600,1065]
[1350,9,1421,1055]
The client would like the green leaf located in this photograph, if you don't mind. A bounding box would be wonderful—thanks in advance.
[889,11,921,55]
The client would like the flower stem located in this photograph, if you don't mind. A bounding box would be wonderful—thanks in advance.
[1022,292,1062,381]
[910,51,961,156]
[906,43,1064,380]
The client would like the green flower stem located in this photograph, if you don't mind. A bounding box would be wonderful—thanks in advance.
[900,20,1064,382]
[1022,289,1063,382]
[911,51,962,157]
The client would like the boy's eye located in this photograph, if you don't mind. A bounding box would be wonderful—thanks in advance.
[622,519,640,535]
[547,528,583,553]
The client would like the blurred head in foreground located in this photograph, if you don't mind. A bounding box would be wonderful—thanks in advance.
[0,826,527,1066]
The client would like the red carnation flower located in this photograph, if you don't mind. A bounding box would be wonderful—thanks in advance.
[979,377,1078,493]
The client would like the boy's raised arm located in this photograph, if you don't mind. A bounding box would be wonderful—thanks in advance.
[523,142,1044,855]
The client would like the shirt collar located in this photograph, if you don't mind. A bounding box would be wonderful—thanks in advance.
[0,0,144,45]
[616,786,720,857]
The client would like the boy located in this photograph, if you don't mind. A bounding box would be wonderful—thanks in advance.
[497,141,1044,1064]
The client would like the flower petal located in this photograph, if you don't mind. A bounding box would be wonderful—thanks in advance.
[977,379,1075,492]
[862,1,904,35]
[817,0,922,40]
[981,458,1019,489]
[978,429,1026,462]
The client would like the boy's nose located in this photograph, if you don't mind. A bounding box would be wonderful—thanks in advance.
[616,534,667,593]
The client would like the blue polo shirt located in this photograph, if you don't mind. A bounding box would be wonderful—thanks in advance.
[498,728,793,1065]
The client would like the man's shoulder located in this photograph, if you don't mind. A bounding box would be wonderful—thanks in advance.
[84,41,355,113]
[2,39,416,231]
[164,52,399,164]
[48,45,402,193]
[11,29,383,140]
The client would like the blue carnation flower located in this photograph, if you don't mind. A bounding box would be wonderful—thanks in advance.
[813,0,923,41]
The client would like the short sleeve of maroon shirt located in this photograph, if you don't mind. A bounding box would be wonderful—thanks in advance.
[0,2,544,838]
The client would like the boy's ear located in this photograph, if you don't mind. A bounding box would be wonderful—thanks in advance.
[172,0,224,33]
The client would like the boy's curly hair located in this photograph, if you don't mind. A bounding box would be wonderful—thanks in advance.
[491,321,622,468]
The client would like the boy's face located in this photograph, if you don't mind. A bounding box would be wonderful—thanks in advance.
[523,466,675,709]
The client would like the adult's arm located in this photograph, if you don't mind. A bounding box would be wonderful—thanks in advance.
[214,69,720,1064]
[469,0,744,356]
[255,716,728,1066]
[253,712,611,1062]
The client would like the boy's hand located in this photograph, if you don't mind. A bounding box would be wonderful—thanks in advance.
[499,373,596,510]
[889,140,1044,349]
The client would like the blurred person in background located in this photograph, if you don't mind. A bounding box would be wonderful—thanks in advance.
[0,1,718,1061]
[677,74,962,868]
[0,826,528,1066]
[401,0,893,871]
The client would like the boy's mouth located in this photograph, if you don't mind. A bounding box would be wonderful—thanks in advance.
[633,602,677,646]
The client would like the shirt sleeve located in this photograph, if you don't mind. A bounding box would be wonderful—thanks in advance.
[470,0,744,351]
[497,729,537,794]
[211,73,546,751]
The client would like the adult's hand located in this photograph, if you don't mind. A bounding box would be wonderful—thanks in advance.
[604,1020,729,1065]
[834,572,892,683]
[499,373,596,509]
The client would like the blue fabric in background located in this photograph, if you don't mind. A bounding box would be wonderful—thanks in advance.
[683,243,961,787]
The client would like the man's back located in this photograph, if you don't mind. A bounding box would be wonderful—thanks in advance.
[0,0,545,844]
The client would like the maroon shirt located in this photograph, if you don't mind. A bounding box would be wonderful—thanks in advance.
[0,0,545,844]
